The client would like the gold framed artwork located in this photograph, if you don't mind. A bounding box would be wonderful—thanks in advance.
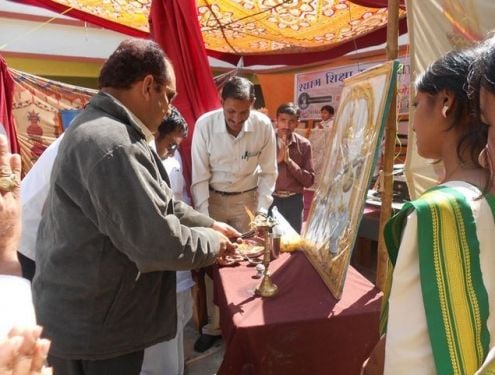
[303,61,399,299]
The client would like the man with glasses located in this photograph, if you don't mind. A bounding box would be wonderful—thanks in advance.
[153,107,187,163]
[143,108,193,375]
[33,39,239,375]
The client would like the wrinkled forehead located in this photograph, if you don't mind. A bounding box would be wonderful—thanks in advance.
[222,97,252,112]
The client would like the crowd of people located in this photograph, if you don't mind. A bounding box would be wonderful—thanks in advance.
[1,35,495,375]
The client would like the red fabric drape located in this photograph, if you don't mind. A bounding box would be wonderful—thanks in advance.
[0,55,19,153]
[350,0,406,8]
[150,0,220,189]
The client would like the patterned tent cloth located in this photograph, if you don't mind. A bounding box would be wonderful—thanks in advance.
[18,0,406,65]
[10,68,95,174]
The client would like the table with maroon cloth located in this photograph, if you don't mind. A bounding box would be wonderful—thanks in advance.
[213,251,382,375]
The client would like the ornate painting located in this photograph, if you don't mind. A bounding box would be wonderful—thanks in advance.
[303,61,399,299]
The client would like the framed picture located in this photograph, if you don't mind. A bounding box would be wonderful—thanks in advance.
[303,61,399,299]
[307,128,330,191]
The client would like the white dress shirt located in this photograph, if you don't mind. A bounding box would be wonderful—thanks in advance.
[161,151,194,293]
[320,118,333,130]
[162,152,191,205]
[0,275,36,337]
[191,108,277,215]
[19,134,64,260]
[384,181,495,374]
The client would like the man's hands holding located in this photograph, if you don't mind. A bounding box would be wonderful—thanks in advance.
[211,221,240,240]
[277,137,287,164]
[277,135,291,164]
[211,221,240,264]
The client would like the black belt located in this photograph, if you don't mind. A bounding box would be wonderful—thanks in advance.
[209,186,257,196]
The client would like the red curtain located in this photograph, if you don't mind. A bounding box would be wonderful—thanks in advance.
[350,0,406,8]
[150,0,220,189]
[0,55,19,153]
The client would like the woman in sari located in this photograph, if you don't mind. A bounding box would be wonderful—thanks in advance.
[465,36,495,373]
[365,46,495,374]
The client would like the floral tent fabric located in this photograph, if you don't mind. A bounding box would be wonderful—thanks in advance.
[10,69,95,174]
[18,0,406,65]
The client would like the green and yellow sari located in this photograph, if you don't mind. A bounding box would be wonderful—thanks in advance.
[382,182,495,374]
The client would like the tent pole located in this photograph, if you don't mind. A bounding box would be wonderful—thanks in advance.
[376,0,399,290]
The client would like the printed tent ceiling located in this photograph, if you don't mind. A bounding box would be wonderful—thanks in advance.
[16,0,407,65]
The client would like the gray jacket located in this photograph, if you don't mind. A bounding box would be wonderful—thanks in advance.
[33,92,220,360]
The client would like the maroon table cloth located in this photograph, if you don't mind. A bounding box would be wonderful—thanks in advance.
[213,251,382,375]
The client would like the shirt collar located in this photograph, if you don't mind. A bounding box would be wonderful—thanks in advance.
[104,92,155,143]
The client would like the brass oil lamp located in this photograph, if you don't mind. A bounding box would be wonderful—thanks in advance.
[253,215,278,298]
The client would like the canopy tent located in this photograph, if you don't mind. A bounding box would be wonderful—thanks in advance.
[15,0,407,66]
[6,0,408,292]
[7,0,408,200]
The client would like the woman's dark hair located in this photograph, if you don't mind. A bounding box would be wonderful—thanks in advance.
[468,37,495,110]
[276,102,300,118]
[99,39,170,90]
[416,48,487,169]
[221,77,255,101]
[156,107,188,140]
[467,37,495,192]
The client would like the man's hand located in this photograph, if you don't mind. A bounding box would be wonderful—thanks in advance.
[277,137,287,164]
[214,231,238,264]
[0,135,22,276]
[0,326,52,375]
[211,222,240,263]
[283,143,291,164]
[211,221,241,240]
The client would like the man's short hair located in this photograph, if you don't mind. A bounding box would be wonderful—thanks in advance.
[321,105,335,115]
[221,77,255,101]
[99,39,170,90]
[156,107,188,140]
[276,102,300,118]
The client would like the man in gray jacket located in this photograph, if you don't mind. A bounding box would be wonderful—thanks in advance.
[33,38,238,374]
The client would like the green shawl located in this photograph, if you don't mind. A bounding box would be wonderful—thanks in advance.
[381,185,495,374]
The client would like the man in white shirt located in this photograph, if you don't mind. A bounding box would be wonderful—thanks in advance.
[143,108,193,375]
[191,76,277,351]
[191,76,277,231]
[18,134,64,280]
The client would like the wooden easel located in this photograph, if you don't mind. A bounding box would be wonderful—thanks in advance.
[376,0,400,290]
